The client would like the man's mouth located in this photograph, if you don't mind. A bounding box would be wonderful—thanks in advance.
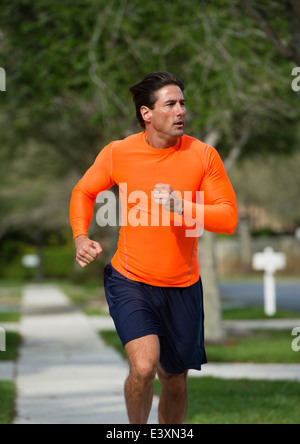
[174,121,184,128]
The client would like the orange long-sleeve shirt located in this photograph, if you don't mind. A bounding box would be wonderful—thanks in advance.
[70,132,238,287]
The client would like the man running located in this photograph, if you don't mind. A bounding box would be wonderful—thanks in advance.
[70,72,238,424]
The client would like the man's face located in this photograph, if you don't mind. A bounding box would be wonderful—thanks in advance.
[143,85,187,142]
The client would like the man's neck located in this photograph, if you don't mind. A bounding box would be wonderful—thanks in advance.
[145,130,178,150]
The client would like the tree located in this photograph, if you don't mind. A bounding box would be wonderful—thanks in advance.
[229,150,300,229]
[240,0,300,65]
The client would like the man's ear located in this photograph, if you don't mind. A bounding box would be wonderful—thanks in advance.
[140,106,152,125]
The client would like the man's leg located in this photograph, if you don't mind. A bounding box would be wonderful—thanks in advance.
[124,334,160,424]
[157,364,188,424]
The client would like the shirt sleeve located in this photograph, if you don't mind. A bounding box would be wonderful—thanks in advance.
[70,141,116,239]
[182,146,238,234]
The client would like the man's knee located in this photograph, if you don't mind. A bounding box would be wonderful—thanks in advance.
[130,359,158,385]
[125,335,160,385]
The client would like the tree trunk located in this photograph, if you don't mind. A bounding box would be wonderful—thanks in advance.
[35,231,44,283]
[239,216,252,274]
[198,231,224,343]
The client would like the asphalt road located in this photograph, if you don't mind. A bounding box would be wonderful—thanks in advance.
[220,280,300,313]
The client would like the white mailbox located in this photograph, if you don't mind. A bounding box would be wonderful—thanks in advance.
[22,255,41,269]
[252,247,286,316]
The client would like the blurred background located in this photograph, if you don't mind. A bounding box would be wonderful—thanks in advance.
[0,0,300,425]
[0,0,299,305]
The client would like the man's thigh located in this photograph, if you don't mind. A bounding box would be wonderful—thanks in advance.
[125,334,160,376]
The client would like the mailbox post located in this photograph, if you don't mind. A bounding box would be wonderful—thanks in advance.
[252,247,286,316]
[0,327,6,352]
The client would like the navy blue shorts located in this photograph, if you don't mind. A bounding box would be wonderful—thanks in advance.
[103,263,207,374]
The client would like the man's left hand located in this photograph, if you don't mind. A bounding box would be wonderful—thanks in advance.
[153,184,183,215]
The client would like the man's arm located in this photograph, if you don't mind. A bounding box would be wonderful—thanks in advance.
[153,146,238,235]
[189,146,238,234]
[70,142,116,267]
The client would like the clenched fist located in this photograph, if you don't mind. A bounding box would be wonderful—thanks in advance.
[153,184,183,215]
[75,235,103,268]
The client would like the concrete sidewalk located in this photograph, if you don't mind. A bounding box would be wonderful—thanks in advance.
[191,363,300,381]
[14,285,158,425]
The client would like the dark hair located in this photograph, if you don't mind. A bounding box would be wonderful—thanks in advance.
[129,72,185,129]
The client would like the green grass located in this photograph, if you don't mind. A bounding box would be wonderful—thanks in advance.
[206,330,300,364]
[0,312,21,323]
[223,306,300,320]
[0,332,22,361]
[100,329,300,364]
[101,330,126,358]
[220,276,300,283]
[101,330,300,423]
[0,279,24,290]
[61,282,108,314]
[0,282,21,424]
[154,377,300,424]
[0,281,22,305]
[0,281,22,361]
[84,308,109,316]
[0,381,16,424]
[0,280,23,324]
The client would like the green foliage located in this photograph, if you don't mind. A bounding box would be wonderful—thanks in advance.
[0,332,21,361]
[1,0,298,157]
[0,0,299,241]
[43,246,75,278]
[0,232,107,282]
[0,236,33,280]
[0,381,16,425]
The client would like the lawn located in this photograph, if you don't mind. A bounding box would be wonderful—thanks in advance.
[100,329,299,364]
[0,280,22,323]
[61,281,108,315]
[101,330,126,358]
[0,281,23,303]
[0,332,22,361]
[0,280,23,361]
[0,312,21,323]
[100,330,300,424]
[0,381,16,425]
[223,306,300,320]
[206,329,299,364]
[153,377,300,424]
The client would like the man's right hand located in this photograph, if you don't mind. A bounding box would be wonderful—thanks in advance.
[74,235,103,268]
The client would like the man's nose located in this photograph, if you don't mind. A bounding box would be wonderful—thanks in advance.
[175,103,186,116]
